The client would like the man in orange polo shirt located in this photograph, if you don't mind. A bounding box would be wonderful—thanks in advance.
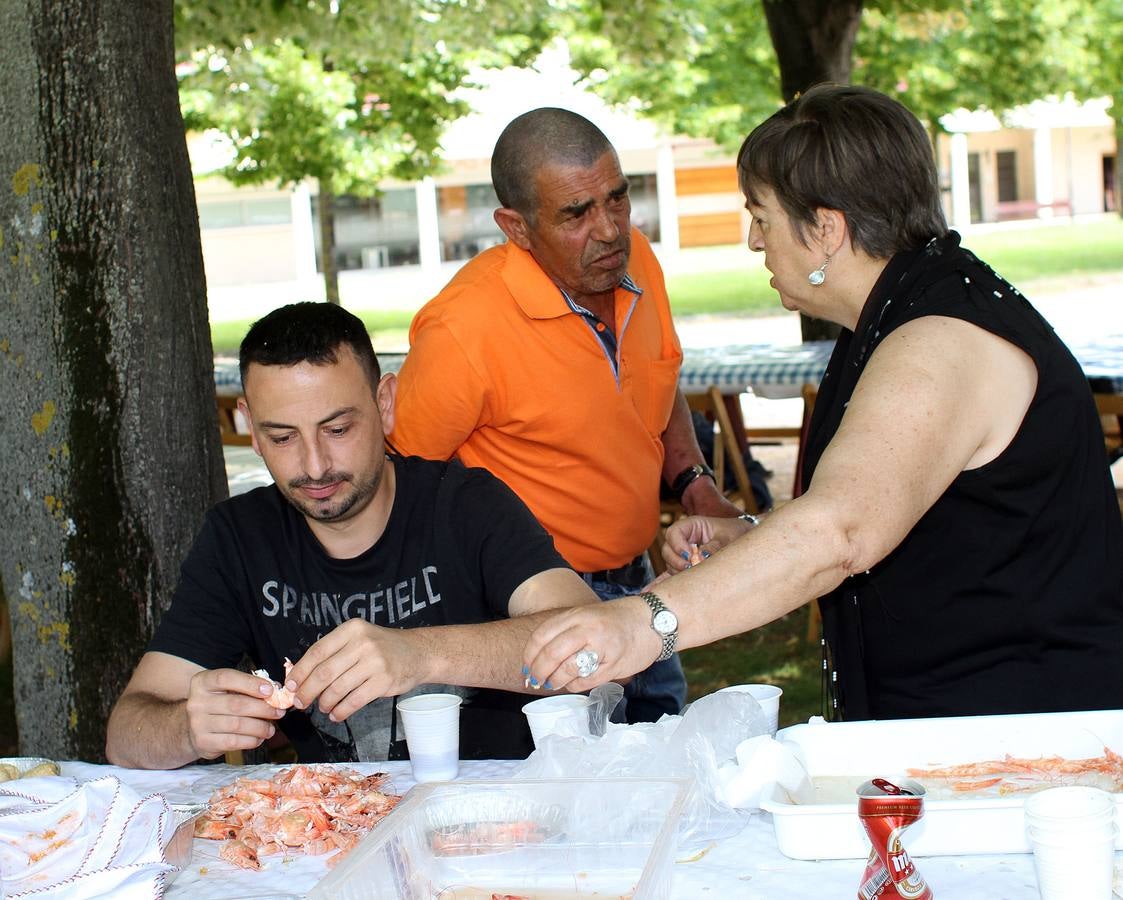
[391,107,744,722]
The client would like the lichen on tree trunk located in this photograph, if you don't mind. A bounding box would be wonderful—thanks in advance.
[0,0,225,760]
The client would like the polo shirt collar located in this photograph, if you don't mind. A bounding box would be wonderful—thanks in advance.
[501,240,643,319]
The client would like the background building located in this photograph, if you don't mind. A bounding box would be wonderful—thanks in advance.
[188,51,1116,310]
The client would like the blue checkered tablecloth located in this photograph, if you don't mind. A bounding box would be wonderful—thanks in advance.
[678,340,835,399]
[1072,334,1123,394]
[215,335,1122,400]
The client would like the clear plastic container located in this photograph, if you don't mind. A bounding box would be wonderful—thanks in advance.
[308,777,691,900]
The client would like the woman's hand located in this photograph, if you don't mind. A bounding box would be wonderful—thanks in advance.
[660,514,754,574]
[522,596,661,693]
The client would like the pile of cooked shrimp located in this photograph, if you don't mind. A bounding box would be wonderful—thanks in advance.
[194,764,401,870]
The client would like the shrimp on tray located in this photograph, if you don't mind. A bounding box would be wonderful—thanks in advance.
[906,746,1123,796]
[194,764,401,871]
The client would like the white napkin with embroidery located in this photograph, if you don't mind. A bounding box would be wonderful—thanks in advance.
[0,774,179,899]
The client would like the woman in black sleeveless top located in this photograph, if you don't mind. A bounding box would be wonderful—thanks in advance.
[522,84,1123,722]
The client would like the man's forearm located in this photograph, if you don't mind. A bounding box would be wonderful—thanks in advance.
[413,611,566,693]
[105,692,198,769]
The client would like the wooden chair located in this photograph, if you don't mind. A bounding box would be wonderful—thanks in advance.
[1093,393,1123,515]
[650,386,758,574]
[1094,392,1123,459]
[217,395,253,446]
[792,384,821,642]
[792,383,818,501]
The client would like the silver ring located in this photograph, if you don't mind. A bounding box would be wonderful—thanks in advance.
[574,648,600,678]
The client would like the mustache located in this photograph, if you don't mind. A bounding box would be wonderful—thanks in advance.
[585,238,628,263]
[288,473,351,490]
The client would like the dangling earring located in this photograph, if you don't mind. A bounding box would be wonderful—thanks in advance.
[808,256,830,286]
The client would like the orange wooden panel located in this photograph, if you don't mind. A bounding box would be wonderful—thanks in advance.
[678,212,743,247]
[439,185,468,213]
[675,166,739,196]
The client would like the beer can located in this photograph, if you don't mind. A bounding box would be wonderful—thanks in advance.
[856,777,933,900]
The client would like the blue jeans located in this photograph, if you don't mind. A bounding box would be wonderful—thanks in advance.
[581,556,687,724]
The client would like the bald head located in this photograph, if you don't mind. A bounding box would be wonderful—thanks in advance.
[491,108,617,223]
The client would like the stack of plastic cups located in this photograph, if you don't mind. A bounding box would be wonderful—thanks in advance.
[1024,786,1117,899]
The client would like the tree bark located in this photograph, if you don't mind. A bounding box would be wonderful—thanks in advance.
[0,0,226,760]
[317,181,341,305]
[762,0,863,342]
[762,0,864,103]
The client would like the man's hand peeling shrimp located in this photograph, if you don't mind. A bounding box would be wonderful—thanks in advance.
[285,619,424,723]
[184,667,285,760]
[522,595,661,694]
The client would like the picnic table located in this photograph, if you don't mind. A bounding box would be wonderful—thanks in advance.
[53,757,1053,898]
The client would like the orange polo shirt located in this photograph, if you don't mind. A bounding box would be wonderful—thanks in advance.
[391,228,682,572]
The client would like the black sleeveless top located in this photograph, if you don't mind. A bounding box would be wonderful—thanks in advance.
[806,232,1123,721]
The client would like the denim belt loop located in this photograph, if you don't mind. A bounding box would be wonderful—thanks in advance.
[580,553,649,589]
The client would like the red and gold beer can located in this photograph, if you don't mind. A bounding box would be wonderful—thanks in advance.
[856,777,933,900]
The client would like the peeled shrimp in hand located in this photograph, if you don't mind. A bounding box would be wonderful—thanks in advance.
[253,657,297,710]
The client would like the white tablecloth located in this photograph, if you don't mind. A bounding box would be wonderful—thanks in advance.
[55,759,1106,899]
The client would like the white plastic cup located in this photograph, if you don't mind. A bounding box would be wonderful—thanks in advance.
[1025,786,1115,821]
[1029,827,1116,899]
[522,694,592,748]
[717,683,783,735]
[397,693,462,782]
[1024,787,1117,899]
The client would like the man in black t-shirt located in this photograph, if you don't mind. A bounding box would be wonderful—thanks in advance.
[105,303,599,768]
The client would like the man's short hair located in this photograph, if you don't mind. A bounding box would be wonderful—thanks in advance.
[491,107,616,222]
[736,84,947,259]
[239,302,381,393]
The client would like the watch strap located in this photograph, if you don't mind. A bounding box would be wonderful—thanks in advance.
[670,463,715,501]
[639,591,678,661]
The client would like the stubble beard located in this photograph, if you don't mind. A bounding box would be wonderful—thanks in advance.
[285,465,382,523]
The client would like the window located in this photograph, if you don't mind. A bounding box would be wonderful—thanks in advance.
[437,183,504,262]
[627,172,661,244]
[198,197,292,229]
[313,189,421,271]
[996,151,1018,203]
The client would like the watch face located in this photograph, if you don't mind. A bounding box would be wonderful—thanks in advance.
[652,609,678,636]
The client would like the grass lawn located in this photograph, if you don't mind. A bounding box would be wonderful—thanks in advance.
[664,218,1123,317]
[209,218,1123,354]
[681,607,823,729]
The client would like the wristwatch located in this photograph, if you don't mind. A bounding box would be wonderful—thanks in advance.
[639,591,679,661]
[670,463,715,501]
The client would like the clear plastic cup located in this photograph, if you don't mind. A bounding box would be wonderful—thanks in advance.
[716,683,783,735]
[396,693,462,783]
[522,695,592,748]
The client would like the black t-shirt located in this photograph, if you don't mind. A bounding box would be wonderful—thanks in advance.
[150,455,568,761]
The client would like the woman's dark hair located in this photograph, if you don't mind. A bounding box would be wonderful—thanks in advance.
[239,302,381,393]
[736,84,947,258]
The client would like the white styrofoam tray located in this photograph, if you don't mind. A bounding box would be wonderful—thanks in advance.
[761,708,1123,860]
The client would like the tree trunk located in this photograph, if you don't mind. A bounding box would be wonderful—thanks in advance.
[318,181,341,305]
[762,0,864,103]
[0,0,226,760]
[762,0,862,343]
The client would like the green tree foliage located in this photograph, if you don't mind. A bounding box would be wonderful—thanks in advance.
[176,1,555,301]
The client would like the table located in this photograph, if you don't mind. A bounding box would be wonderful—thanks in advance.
[56,759,1067,898]
[213,344,832,401]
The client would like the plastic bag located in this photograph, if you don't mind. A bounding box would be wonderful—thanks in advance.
[514,686,783,850]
